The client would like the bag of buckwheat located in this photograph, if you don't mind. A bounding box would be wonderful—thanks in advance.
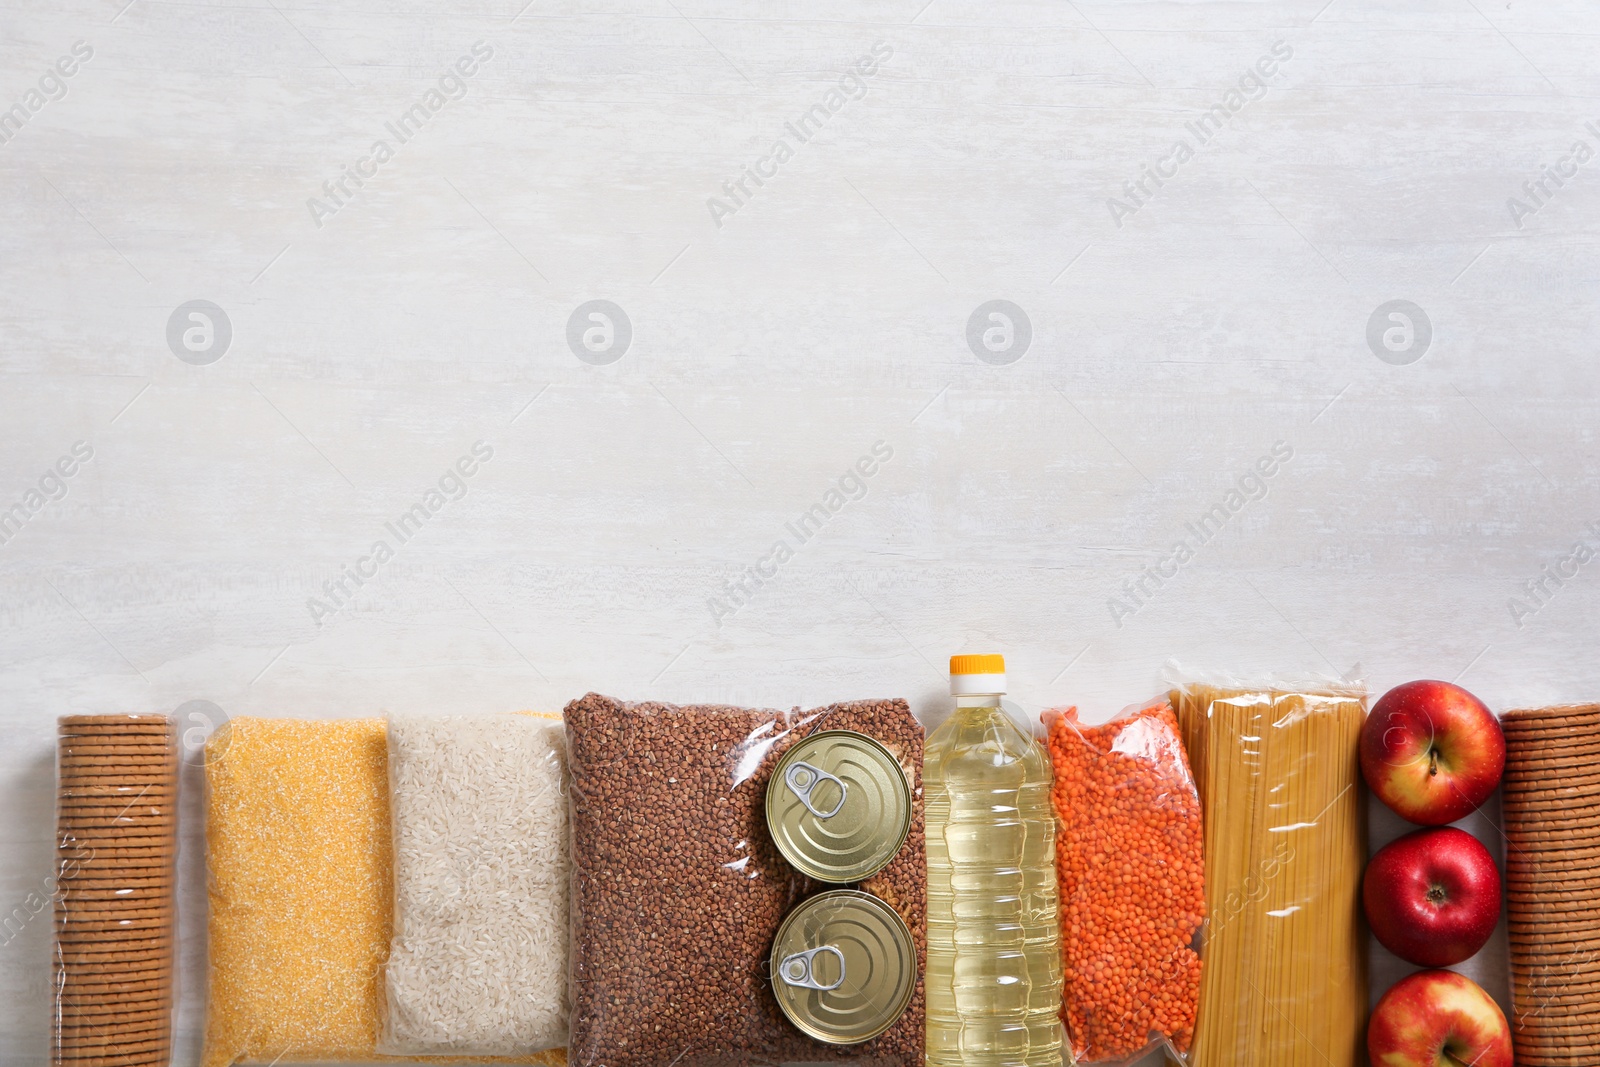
[564,692,926,1067]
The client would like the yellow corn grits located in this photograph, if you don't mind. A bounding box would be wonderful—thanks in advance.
[203,716,565,1067]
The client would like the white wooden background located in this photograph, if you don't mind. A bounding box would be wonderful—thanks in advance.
[3,0,1597,1062]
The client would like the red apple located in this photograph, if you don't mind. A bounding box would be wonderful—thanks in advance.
[1365,827,1501,967]
[1368,969,1512,1067]
[1361,680,1505,825]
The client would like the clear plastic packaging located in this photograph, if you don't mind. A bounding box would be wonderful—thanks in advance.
[1043,698,1203,1065]
[563,693,925,1067]
[1170,676,1368,1067]
[201,715,564,1067]
[201,717,393,1067]
[1499,702,1600,1063]
[53,713,179,1067]
[380,711,569,1057]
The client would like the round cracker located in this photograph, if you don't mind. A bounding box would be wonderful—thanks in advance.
[55,985,173,1007]
[57,899,175,916]
[56,1027,172,1051]
[1507,997,1600,1023]
[1505,752,1600,773]
[1505,775,1600,797]
[54,1004,172,1023]
[57,909,173,928]
[56,743,172,754]
[57,955,172,975]
[54,1038,172,1059]
[57,1029,172,1050]
[56,866,174,883]
[1503,703,1600,720]
[58,883,175,902]
[56,765,175,781]
[59,844,177,860]
[1507,871,1600,890]
[1509,912,1600,932]
[58,721,172,732]
[55,901,173,918]
[58,714,173,727]
[59,879,176,897]
[55,931,173,949]
[55,806,175,823]
[1505,736,1600,754]
[53,1048,172,1067]
[1508,827,1600,847]
[1511,976,1600,1001]
[57,787,175,803]
[54,949,172,969]
[1504,899,1600,917]
[56,781,175,796]
[1503,778,1600,796]
[1507,847,1600,866]
[55,812,175,828]
[56,757,175,772]
[52,1043,170,1062]
[58,970,171,992]
[1507,881,1600,899]
[56,833,174,849]
[57,919,174,939]
[54,876,174,892]
[51,1052,174,1067]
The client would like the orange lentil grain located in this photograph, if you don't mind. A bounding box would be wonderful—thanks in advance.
[1044,701,1204,1063]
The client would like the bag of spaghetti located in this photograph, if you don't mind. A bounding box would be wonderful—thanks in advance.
[1169,673,1369,1067]
[1043,698,1204,1064]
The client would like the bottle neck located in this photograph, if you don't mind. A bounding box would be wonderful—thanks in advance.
[955,694,1003,708]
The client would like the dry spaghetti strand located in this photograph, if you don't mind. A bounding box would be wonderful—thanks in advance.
[1173,683,1367,1067]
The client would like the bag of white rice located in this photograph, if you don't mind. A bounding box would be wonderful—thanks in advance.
[379,711,569,1057]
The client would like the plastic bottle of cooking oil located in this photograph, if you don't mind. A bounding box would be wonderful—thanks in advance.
[925,654,1062,1067]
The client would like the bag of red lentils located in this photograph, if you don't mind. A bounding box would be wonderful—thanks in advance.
[1043,698,1205,1065]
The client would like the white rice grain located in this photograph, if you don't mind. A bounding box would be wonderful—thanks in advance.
[380,712,569,1056]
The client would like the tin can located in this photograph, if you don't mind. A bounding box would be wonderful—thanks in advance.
[766,730,912,883]
[769,889,918,1045]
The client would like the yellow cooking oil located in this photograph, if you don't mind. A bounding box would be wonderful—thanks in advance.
[925,654,1063,1067]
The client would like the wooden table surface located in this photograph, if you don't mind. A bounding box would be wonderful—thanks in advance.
[3,0,1596,1062]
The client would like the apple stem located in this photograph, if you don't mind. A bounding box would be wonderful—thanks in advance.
[1429,746,1439,777]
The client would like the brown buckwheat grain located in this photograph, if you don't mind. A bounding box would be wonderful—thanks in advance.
[564,693,925,1067]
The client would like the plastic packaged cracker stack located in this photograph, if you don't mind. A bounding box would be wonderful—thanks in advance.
[53,713,179,1067]
[380,712,569,1056]
[202,716,563,1067]
[564,693,926,1067]
[1172,680,1368,1067]
[1043,699,1204,1063]
[1501,703,1600,1067]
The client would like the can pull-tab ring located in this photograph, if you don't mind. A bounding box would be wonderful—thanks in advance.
[778,945,846,991]
[785,761,847,819]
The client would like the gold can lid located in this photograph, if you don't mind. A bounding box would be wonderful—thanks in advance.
[769,889,918,1045]
[766,730,912,883]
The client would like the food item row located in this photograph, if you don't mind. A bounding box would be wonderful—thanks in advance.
[56,673,1588,1067]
